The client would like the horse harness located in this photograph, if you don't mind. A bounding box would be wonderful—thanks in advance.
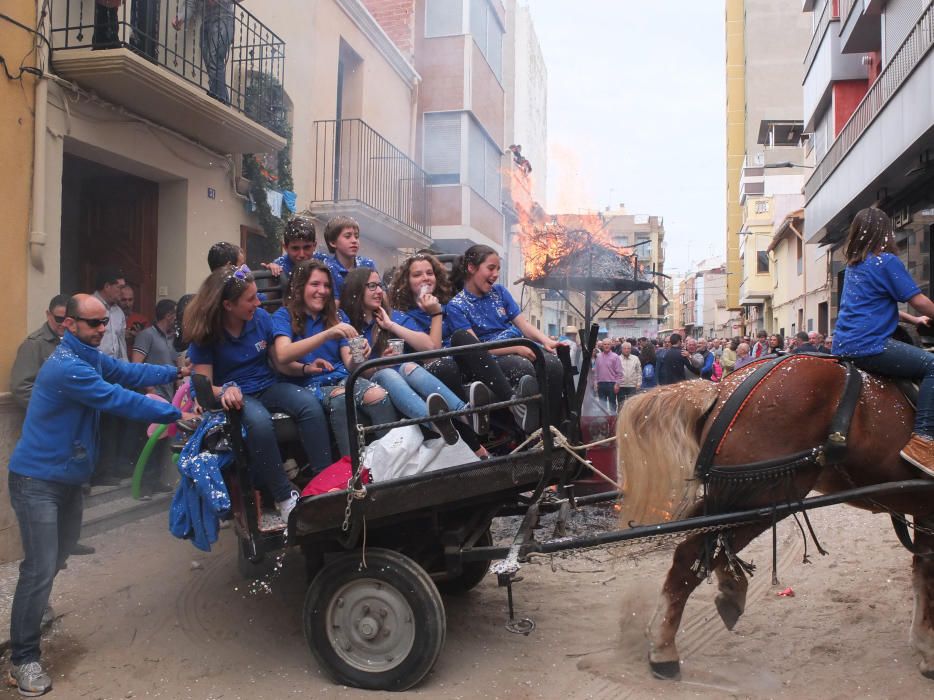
[691,353,932,577]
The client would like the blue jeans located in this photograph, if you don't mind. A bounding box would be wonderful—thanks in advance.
[850,338,934,437]
[372,364,466,419]
[8,472,83,665]
[321,378,399,457]
[243,382,332,500]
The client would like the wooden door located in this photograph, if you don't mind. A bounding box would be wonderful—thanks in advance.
[79,177,158,315]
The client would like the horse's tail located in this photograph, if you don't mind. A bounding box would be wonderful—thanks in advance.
[617,380,721,526]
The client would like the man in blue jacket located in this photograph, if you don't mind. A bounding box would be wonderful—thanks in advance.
[7,294,186,696]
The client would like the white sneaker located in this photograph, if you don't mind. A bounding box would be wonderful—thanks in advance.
[276,490,300,529]
[8,661,51,696]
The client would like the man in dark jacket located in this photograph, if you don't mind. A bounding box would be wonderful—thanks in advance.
[792,331,819,353]
[658,333,700,385]
[9,294,69,409]
[6,294,186,696]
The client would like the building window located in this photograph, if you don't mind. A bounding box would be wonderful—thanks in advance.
[470,0,503,80]
[426,0,464,37]
[757,251,769,274]
[755,200,768,214]
[423,112,462,185]
[796,236,803,275]
[468,118,501,206]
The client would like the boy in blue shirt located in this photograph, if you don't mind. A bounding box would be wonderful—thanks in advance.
[263,214,318,279]
[318,216,376,301]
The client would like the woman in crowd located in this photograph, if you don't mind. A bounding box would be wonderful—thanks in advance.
[447,245,566,428]
[386,252,529,435]
[184,265,332,522]
[769,333,786,355]
[269,260,399,458]
[721,337,738,374]
[639,339,657,390]
[340,267,473,447]
[833,206,934,475]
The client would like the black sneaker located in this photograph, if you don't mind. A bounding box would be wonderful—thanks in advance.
[70,543,95,556]
[426,393,458,445]
[510,375,540,434]
[468,381,493,436]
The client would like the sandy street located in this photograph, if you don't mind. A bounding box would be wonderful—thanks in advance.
[3,502,932,700]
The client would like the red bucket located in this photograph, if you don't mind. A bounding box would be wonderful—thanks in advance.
[574,413,618,496]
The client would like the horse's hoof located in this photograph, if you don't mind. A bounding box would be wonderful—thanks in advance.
[649,659,681,680]
[715,595,743,631]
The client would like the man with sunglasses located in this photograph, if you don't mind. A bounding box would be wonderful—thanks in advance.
[10,295,69,409]
[6,294,189,696]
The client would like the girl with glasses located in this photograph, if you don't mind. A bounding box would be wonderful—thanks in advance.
[183,265,333,524]
[269,260,398,458]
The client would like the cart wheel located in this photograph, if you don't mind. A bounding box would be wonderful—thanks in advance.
[304,548,446,691]
[436,528,492,595]
[237,536,270,580]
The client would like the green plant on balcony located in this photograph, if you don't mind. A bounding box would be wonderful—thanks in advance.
[243,73,293,256]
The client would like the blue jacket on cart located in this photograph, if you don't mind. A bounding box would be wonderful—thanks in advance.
[170,412,233,552]
[9,331,181,485]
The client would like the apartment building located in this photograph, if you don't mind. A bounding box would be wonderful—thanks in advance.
[726,0,813,319]
[803,0,934,322]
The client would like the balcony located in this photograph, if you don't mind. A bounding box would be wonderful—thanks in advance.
[49,0,286,155]
[839,0,881,54]
[804,3,934,238]
[310,119,431,249]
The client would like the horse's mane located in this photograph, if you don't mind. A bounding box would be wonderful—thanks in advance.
[616,381,720,526]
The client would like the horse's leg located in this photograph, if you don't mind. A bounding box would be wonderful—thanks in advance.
[910,520,934,679]
[714,561,748,631]
[648,520,771,679]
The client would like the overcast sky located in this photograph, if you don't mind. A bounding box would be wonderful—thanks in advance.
[527,1,727,278]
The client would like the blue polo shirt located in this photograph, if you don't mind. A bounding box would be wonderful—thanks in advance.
[271,252,295,276]
[833,253,921,357]
[447,284,524,343]
[391,306,455,349]
[187,308,276,395]
[315,252,376,300]
[271,307,350,389]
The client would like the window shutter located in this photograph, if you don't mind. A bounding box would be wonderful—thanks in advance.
[424,113,462,178]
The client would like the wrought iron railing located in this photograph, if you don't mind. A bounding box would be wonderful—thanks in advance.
[49,0,286,134]
[311,119,431,242]
[805,2,934,201]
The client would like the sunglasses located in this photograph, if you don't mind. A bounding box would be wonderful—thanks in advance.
[52,314,66,324]
[71,316,110,328]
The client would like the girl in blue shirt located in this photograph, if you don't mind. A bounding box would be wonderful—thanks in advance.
[270,260,398,458]
[184,265,333,522]
[387,252,531,436]
[447,245,567,429]
[833,207,934,476]
[340,267,470,446]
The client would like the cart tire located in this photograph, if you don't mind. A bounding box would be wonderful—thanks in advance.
[304,548,446,691]
[436,529,492,595]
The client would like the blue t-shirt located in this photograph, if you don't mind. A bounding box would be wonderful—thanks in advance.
[271,252,295,276]
[314,252,376,300]
[446,284,524,343]
[270,307,349,388]
[187,308,276,395]
[391,306,455,348]
[832,253,921,357]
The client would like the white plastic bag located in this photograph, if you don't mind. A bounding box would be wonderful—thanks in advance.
[364,426,477,482]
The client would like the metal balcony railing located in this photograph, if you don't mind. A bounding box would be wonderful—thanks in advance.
[839,0,859,27]
[49,0,286,134]
[805,2,934,202]
[311,119,431,241]
[804,0,838,72]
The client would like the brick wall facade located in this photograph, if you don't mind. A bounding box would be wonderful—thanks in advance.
[362,0,416,61]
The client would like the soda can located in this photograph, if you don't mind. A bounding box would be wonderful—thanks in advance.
[349,336,367,364]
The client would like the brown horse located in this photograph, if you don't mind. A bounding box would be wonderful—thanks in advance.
[616,354,934,680]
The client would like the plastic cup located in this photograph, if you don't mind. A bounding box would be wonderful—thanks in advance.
[388,339,405,355]
[349,336,367,363]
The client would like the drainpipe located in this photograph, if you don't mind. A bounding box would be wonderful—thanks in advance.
[29,5,50,271]
[789,218,805,331]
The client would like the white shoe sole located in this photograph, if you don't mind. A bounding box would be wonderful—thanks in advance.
[898,449,934,478]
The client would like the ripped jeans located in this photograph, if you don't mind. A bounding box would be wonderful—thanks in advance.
[319,377,398,457]
[372,363,466,418]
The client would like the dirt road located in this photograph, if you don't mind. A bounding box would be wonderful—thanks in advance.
[5,503,932,699]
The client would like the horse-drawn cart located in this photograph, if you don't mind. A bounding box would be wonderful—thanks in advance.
[188,331,934,690]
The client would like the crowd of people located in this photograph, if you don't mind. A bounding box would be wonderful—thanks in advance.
[587,329,835,413]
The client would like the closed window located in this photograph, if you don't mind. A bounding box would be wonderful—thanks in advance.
[424,113,462,185]
[468,118,501,206]
[426,0,464,37]
[757,251,769,274]
[470,0,503,80]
